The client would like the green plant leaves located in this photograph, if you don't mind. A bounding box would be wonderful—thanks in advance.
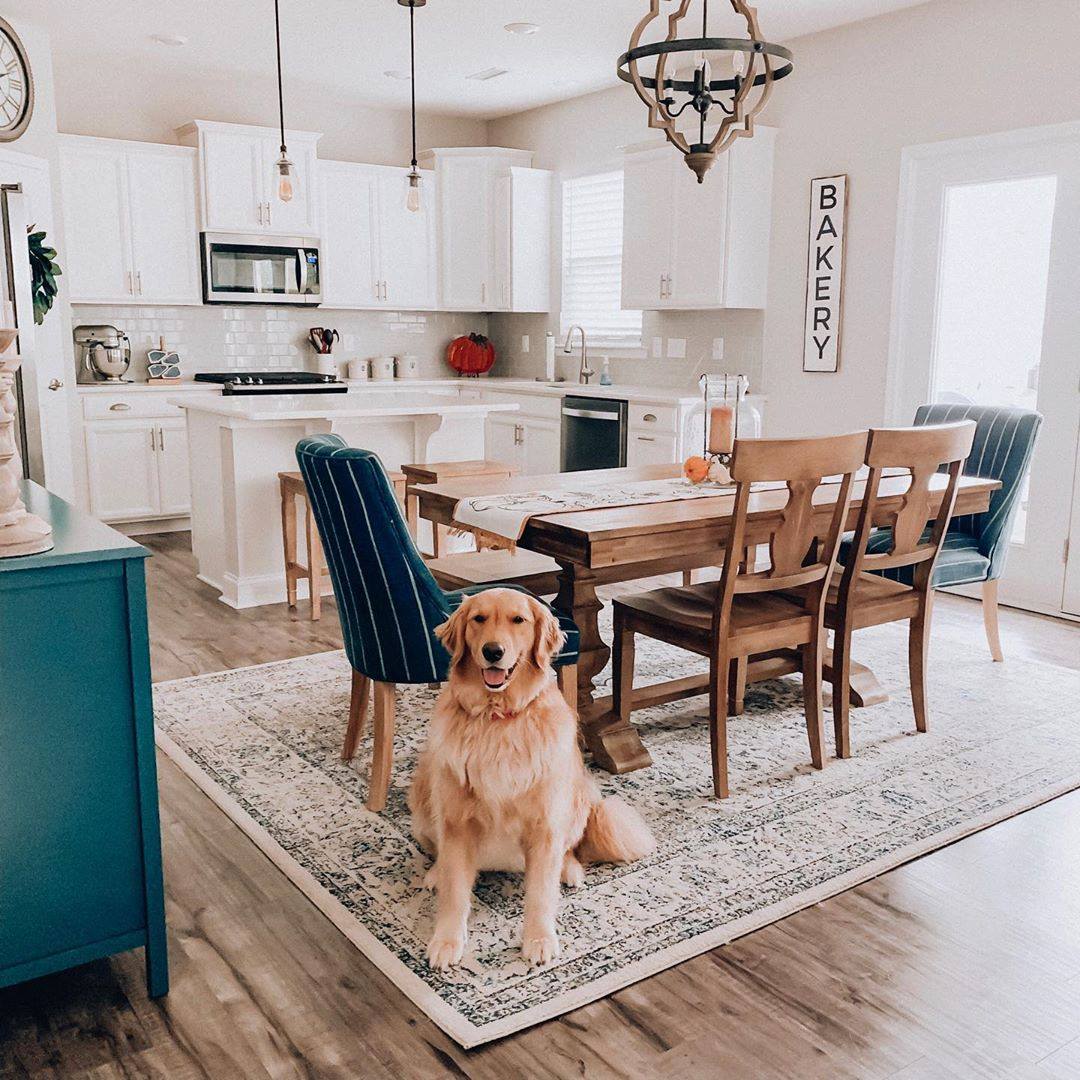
[27,225,61,326]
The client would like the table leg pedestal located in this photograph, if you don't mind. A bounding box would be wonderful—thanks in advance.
[555,562,654,774]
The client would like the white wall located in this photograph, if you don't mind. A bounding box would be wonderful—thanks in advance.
[759,0,1080,435]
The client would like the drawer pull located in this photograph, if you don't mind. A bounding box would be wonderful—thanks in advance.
[642,412,658,422]
[109,402,132,411]
[637,436,656,443]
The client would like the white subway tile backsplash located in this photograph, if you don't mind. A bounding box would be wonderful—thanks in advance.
[71,303,488,380]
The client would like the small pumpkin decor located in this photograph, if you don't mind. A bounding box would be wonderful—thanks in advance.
[28,226,61,326]
[447,332,495,377]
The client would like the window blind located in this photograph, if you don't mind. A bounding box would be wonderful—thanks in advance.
[561,171,643,349]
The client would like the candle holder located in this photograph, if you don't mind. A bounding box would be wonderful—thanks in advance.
[683,372,749,485]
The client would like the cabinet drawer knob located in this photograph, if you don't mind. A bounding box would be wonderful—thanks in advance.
[109,402,132,411]
[642,412,657,422]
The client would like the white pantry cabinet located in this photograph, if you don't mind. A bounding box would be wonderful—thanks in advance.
[178,120,321,236]
[621,129,776,310]
[58,136,201,305]
[82,394,192,523]
[423,147,552,313]
[318,160,436,310]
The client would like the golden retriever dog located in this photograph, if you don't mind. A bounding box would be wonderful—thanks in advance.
[409,588,655,970]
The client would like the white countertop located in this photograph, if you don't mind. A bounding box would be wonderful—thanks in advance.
[169,391,522,422]
[80,375,733,407]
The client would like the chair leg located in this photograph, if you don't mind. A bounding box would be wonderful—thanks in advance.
[800,635,826,771]
[342,670,370,762]
[280,483,298,609]
[682,570,694,587]
[909,596,933,734]
[611,609,635,725]
[557,663,578,712]
[981,578,1004,662]
[831,622,853,759]
[305,507,322,622]
[708,651,731,799]
[729,656,747,715]
[368,682,396,813]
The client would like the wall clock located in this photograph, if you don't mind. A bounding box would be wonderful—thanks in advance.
[0,17,32,142]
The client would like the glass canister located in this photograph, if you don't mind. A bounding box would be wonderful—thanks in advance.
[700,373,749,459]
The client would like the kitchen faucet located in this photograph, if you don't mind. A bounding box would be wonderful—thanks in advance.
[563,325,594,385]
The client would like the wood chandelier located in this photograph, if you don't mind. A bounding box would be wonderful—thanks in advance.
[618,0,793,182]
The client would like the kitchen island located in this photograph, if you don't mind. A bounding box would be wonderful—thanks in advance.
[172,391,519,608]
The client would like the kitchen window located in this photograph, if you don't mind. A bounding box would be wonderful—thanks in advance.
[561,170,643,349]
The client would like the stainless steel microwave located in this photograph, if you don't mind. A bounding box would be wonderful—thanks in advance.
[201,232,321,305]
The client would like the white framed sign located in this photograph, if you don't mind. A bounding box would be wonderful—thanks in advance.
[802,174,848,372]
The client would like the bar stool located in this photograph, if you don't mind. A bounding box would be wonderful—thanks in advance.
[400,459,518,556]
[278,469,406,620]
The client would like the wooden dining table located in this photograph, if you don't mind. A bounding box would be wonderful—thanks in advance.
[414,464,1000,775]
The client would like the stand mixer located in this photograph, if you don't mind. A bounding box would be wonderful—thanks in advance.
[74,324,131,383]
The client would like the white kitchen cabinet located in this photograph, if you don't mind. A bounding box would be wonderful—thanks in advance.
[423,147,547,312]
[494,167,553,312]
[178,120,321,236]
[82,396,193,523]
[84,421,160,522]
[318,161,436,310]
[621,130,776,310]
[58,136,200,305]
[485,412,523,469]
[156,419,192,517]
[484,405,561,476]
[627,430,679,467]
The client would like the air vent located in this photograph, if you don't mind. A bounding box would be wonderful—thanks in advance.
[466,67,510,82]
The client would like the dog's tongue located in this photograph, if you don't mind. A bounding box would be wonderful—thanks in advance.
[482,667,508,689]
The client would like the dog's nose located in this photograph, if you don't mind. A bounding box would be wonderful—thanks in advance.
[482,642,504,664]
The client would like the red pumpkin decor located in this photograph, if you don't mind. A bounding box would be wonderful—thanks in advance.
[447,332,496,376]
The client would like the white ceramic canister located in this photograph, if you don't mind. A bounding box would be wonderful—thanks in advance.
[347,357,369,381]
[371,355,396,381]
[395,354,421,379]
[315,355,337,378]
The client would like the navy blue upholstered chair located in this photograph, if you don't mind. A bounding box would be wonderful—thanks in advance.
[296,434,580,811]
[860,404,1042,661]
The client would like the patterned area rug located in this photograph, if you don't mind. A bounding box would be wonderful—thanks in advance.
[154,619,1080,1047]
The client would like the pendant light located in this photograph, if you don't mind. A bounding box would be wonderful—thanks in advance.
[618,0,793,183]
[399,0,425,212]
[272,0,298,203]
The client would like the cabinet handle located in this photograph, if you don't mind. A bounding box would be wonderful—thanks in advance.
[126,271,133,295]
[136,270,142,296]
[48,378,64,391]
[109,402,131,411]
[383,281,389,301]
[637,436,657,443]
[149,428,156,450]
[642,412,658,422]
[257,202,263,226]
[481,282,486,306]
[265,201,271,226]
[374,280,380,300]
[159,426,165,451]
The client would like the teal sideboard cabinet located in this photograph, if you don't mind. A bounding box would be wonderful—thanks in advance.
[0,482,167,997]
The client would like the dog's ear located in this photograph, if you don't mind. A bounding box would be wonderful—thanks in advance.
[435,599,469,668]
[530,597,565,672]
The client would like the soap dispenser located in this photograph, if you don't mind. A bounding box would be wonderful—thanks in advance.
[599,357,613,386]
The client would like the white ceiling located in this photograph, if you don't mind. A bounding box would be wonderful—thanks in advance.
[11,0,930,120]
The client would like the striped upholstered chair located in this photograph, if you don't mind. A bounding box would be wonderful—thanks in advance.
[296,434,580,811]
[858,404,1041,661]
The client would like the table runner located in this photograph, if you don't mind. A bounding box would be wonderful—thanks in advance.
[452,476,763,542]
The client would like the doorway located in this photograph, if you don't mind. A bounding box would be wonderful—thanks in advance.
[888,123,1080,619]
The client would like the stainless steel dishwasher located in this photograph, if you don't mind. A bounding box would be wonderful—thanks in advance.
[561,396,628,472]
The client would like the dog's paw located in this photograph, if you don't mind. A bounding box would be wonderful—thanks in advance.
[422,865,440,892]
[427,932,466,970]
[561,857,585,888]
[521,933,561,967]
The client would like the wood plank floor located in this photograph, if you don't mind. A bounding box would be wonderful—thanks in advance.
[3,531,1080,1079]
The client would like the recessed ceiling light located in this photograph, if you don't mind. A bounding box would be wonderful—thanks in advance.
[504,22,540,35]
[150,33,188,46]
[383,69,411,81]
[467,67,510,82]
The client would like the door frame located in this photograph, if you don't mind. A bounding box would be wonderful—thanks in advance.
[885,120,1080,620]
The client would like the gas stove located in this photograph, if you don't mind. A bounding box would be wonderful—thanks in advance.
[194,371,347,396]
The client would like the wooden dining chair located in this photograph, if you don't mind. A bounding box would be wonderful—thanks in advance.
[825,421,977,758]
[612,432,867,798]
[295,434,580,812]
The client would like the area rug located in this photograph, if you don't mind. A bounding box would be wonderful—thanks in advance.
[153,620,1080,1048]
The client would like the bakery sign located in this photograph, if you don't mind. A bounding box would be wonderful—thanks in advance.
[802,174,848,373]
